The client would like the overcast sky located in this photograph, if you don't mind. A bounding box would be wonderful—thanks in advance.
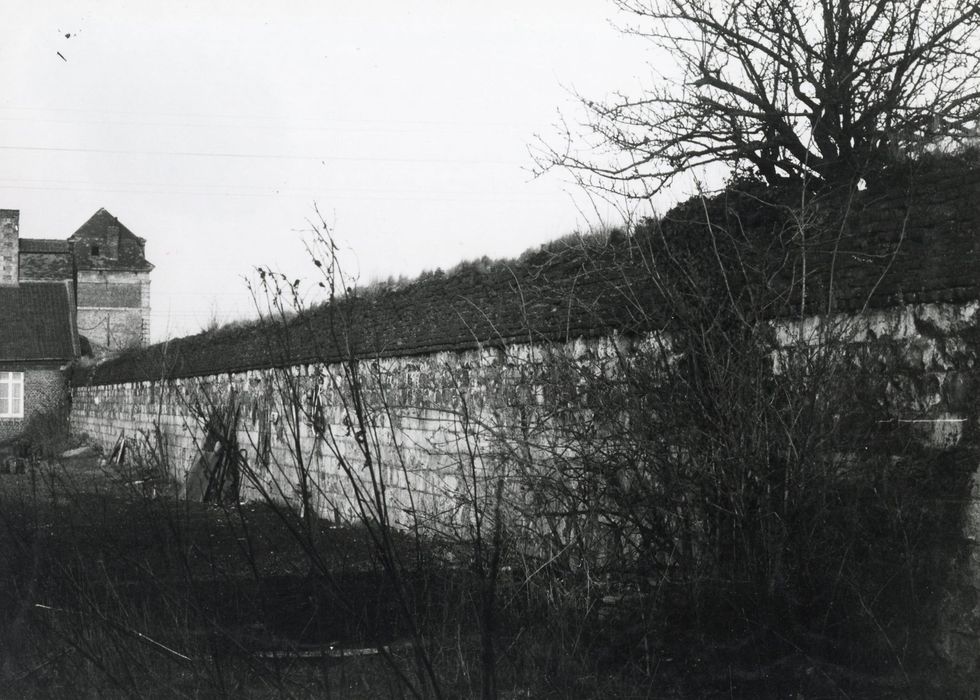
[1,1,679,342]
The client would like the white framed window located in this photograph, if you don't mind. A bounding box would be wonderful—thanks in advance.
[0,372,24,418]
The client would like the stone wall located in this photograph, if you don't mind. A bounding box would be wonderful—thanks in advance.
[70,338,571,526]
[64,161,980,677]
[70,300,980,519]
[68,296,980,672]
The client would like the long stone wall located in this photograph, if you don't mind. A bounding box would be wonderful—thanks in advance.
[68,299,980,674]
[70,301,980,519]
[63,161,980,677]
[70,337,583,527]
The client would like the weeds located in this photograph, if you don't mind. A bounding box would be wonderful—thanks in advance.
[10,189,980,697]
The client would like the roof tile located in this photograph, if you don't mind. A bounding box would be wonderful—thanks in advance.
[0,282,76,361]
[76,160,980,385]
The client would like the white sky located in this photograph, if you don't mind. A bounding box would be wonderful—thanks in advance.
[1,0,681,342]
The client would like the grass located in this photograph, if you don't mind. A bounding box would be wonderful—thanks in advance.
[0,453,653,699]
[1,450,954,698]
[0,454,437,698]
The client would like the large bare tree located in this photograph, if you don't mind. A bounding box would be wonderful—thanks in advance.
[545,0,980,196]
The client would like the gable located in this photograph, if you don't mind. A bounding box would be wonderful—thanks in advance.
[69,208,153,272]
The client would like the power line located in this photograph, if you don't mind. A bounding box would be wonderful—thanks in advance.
[0,176,543,199]
[0,144,519,166]
[0,114,528,136]
[0,104,530,130]
[0,181,547,203]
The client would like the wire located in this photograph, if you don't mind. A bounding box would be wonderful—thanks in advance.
[0,104,528,129]
[0,144,519,166]
[0,176,545,200]
[0,115,528,136]
[0,182,545,202]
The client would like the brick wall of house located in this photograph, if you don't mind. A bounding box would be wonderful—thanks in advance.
[140,276,151,344]
[19,252,73,281]
[0,367,67,441]
[76,270,151,354]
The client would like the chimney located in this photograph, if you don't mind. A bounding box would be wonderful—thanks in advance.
[0,209,19,286]
[105,224,119,259]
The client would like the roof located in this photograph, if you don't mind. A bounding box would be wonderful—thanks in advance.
[660,159,980,314]
[833,164,980,308]
[19,239,70,254]
[74,155,980,386]
[69,208,153,272]
[0,282,77,361]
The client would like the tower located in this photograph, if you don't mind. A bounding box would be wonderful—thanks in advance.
[69,208,153,355]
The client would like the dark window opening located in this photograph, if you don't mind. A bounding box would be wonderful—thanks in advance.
[91,245,100,256]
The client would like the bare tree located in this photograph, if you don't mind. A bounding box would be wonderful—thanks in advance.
[542,0,980,196]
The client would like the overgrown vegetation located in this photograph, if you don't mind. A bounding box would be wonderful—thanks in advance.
[0,454,441,698]
[9,165,980,697]
[152,193,979,695]
[1,399,73,462]
[7,2,979,695]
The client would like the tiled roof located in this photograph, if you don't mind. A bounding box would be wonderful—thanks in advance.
[810,167,980,309]
[656,162,980,314]
[19,239,70,253]
[75,156,980,386]
[69,208,153,272]
[0,282,77,361]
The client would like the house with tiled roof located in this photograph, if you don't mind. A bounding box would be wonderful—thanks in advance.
[0,208,152,439]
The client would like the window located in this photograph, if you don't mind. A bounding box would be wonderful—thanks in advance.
[0,372,23,418]
[91,244,100,256]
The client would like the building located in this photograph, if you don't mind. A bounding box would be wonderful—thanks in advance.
[69,209,153,355]
[0,208,152,440]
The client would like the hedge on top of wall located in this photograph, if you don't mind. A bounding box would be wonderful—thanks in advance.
[72,155,980,387]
